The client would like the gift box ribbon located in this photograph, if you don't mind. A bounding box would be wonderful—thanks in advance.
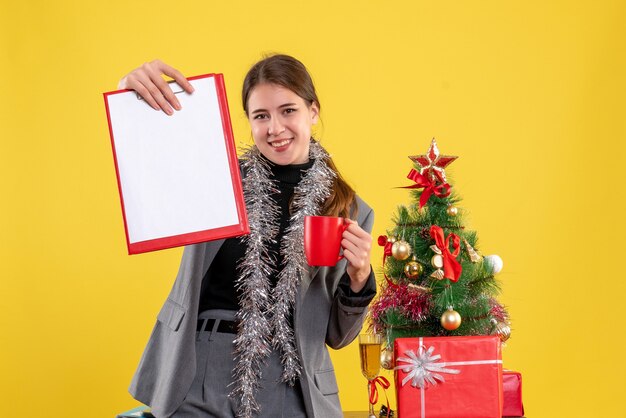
[395,337,502,418]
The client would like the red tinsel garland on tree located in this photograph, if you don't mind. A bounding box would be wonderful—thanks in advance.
[370,283,433,332]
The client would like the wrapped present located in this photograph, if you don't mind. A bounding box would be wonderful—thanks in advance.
[502,370,524,417]
[394,335,503,418]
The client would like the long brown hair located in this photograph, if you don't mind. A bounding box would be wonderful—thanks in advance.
[242,54,357,218]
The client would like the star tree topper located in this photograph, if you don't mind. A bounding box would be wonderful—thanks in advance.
[409,138,458,183]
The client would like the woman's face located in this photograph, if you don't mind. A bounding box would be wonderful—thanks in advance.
[247,83,319,166]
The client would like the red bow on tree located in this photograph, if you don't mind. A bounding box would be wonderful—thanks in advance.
[403,169,451,209]
[378,235,399,287]
[378,235,393,261]
[430,225,462,282]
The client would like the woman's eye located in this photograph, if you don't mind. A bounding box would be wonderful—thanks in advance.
[284,108,297,114]
[253,114,268,120]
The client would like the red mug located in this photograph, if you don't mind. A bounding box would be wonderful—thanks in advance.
[304,216,349,267]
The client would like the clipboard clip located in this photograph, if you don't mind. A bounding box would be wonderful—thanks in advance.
[135,80,186,101]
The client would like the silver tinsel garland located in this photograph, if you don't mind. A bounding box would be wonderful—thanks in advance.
[231,141,336,418]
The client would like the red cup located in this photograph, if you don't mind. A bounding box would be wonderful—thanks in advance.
[304,216,349,266]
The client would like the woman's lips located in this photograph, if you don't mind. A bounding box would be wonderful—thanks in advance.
[269,138,293,151]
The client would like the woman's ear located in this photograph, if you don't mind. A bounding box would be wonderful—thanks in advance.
[310,102,320,125]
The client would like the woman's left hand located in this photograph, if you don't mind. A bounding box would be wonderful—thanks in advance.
[341,219,373,292]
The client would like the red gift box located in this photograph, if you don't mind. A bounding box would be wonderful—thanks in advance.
[502,370,524,417]
[394,335,503,418]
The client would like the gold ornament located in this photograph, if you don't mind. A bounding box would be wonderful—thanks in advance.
[380,348,394,370]
[430,269,445,280]
[441,307,462,331]
[493,322,511,342]
[446,206,458,216]
[389,236,397,244]
[404,258,423,279]
[392,240,411,260]
[407,283,432,293]
[430,254,444,268]
[463,238,482,263]
[429,244,445,279]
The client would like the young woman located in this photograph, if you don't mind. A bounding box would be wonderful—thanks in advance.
[118,55,375,418]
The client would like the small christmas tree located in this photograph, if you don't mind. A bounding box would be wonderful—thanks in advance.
[372,139,510,368]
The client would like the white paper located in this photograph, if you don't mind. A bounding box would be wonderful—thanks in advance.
[107,76,239,244]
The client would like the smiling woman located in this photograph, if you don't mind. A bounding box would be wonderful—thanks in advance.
[242,55,320,166]
[117,54,376,418]
[247,83,318,166]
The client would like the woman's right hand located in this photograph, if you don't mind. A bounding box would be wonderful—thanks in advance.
[117,59,195,116]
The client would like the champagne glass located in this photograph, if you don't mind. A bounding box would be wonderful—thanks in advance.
[359,333,382,418]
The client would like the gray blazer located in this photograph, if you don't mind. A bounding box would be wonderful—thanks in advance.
[129,196,375,417]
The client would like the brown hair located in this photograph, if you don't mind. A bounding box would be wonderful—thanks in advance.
[242,54,357,218]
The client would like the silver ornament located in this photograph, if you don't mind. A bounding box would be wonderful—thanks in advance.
[484,254,504,274]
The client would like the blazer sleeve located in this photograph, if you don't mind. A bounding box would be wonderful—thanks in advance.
[336,270,376,307]
[325,200,376,349]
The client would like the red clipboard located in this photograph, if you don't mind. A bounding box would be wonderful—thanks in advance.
[103,74,249,254]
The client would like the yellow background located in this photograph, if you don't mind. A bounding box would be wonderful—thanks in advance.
[1,1,625,417]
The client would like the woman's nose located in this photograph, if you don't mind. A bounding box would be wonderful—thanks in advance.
[268,117,285,136]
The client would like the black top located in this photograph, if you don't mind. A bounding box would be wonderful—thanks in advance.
[199,158,376,312]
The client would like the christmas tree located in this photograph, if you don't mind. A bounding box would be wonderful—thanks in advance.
[371,139,510,367]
